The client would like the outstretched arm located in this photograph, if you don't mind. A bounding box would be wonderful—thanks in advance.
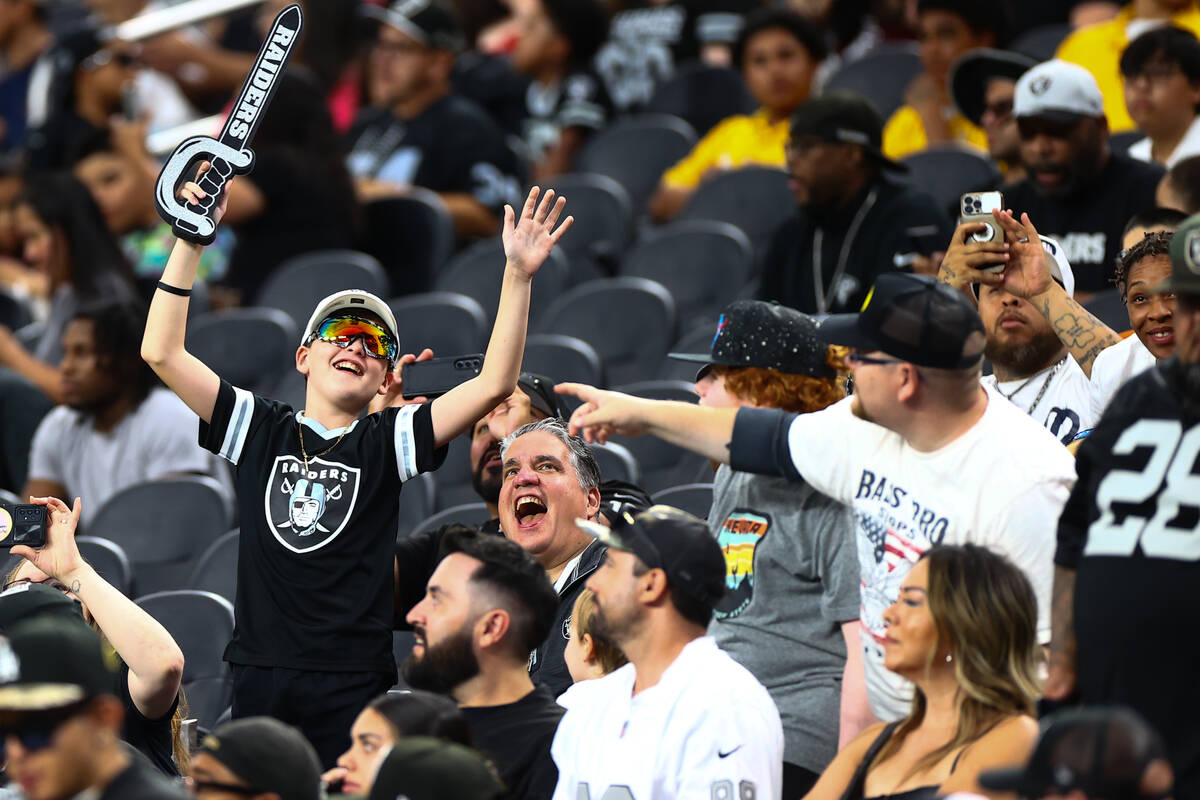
[557,383,738,463]
[140,173,226,422]
[428,187,573,446]
[13,497,184,720]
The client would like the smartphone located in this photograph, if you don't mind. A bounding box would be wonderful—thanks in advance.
[960,191,1005,273]
[401,354,484,399]
[0,503,46,550]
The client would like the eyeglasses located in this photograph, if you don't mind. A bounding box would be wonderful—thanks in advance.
[846,352,907,367]
[309,316,398,364]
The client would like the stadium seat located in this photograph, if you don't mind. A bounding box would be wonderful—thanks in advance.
[187,308,299,395]
[360,190,455,295]
[398,472,437,539]
[135,590,235,682]
[0,289,32,331]
[901,147,1001,210]
[612,380,698,404]
[523,333,605,391]
[646,63,757,137]
[1084,289,1130,332]
[267,368,306,410]
[76,536,132,597]
[88,477,231,597]
[537,278,678,386]
[387,291,488,355]
[588,441,641,486]
[659,322,720,382]
[255,250,390,332]
[677,167,794,259]
[436,237,571,326]
[1009,24,1070,62]
[188,529,239,605]
[544,173,634,273]
[183,675,234,732]
[409,503,491,538]
[393,631,416,687]
[620,220,753,327]
[432,437,477,511]
[654,483,715,519]
[576,114,698,216]
[607,381,709,492]
[822,43,923,120]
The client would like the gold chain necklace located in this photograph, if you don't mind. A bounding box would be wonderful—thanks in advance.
[296,415,349,473]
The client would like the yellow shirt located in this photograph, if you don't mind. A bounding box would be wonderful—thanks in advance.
[882,105,989,160]
[661,109,789,188]
[1056,3,1200,133]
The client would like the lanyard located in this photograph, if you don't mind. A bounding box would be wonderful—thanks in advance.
[812,188,878,314]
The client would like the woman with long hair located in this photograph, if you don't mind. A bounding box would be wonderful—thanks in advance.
[804,544,1041,800]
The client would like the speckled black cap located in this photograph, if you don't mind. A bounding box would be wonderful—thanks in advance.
[669,301,835,380]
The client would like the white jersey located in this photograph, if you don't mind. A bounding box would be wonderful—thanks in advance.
[982,355,1096,444]
[552,636,784,800]
[1090,334,1157,420]
[779,393,1075,720]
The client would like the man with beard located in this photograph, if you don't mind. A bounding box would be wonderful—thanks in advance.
[551,506,783,800]
[403,527,562,800]
[1003,59,1163,296]
[759,93,953,315]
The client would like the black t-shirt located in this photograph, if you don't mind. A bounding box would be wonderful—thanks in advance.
[759,178,954,315]
[345,95,524,215]
[463,685,565,800]
[594,0,759,112]
[1056,359,1200,800]
[453,53,530,138]
[98,758,188,800]
[519,71,613,165]
[199,381,446,673]
[1001,155,1163,293]
[118,661,179,777]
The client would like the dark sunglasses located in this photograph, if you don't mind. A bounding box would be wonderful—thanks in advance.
[1017,117,1080,140]
[0,701,90,756]
[188,778,262,796]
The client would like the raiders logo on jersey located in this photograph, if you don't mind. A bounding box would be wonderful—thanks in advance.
[264,455,362,553]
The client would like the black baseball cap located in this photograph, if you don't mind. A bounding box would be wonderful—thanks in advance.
[361,736,504,800]
[576,505,725,606]
[670,300,836,381]
[1164,211,1200,295]
[819,272,985,369]
[789,93,907,172]
[950,48,1036,126]
[517,372,566,419]
[363,0,465,52]
[598,479,654,521]
[0,582,84,631]
[979,707,1170,800]
[199,717,322,800]
[0,616,116,712]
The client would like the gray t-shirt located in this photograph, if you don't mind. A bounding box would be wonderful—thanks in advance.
[707,464,860,772]
[27,388,233,519]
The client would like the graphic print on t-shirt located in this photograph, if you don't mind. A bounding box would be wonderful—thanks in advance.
[715,509,770,619]
[264,455,361,553]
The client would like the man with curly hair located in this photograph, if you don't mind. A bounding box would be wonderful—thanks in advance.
[668,300,868,799]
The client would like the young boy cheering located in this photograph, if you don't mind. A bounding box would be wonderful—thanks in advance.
[142,183,571,765]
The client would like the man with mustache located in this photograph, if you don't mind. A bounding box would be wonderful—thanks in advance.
[1001,59,1162,296]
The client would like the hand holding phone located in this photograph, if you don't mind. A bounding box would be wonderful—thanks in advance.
[0,503,46,550]
[959,192,1006,272]
[401,354,483,400]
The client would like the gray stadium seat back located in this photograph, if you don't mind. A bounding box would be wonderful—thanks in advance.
[397,472,437,539]
[646,63,757,137]
[187,529,240,605]
[89,477,231,597]
[135,590,235,682]
[522,333,605,392]
[411,502,491,537]
[677,167,794,257]
[621,220,753,326]
[255,250,389,333]
[393,631,417,687]
[607,381,707,492]
[184,676,233,731]
[187,308,299,395]
[537,277,678,386]
[432,435,477,511]
[267,368,307,410]
[660,321,720,382]
[544,173,633,266]
[1009,24,1071,62]
[76,536,132,596]
[587,441,641,485]
[901,147,1001,210]
[436,237,570,326]
[576,114,698,215]
[387,291,489,355]
[822,44,923,120]
[361,190,455,294]
[654,482,715,519]
[1083,289,1130,332]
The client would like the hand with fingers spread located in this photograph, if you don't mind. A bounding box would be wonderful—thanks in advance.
[994,209,1055,299]
[556,383,652,443]
[370,348,434,413]
[937,222,1008,298]
[11,496,85,583]
[177,160,231,226]
[503,186,573,279]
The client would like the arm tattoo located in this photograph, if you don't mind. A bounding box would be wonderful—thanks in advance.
[1047,298,1121,374]
[1049,565,1077,660]
[70,579,81,594]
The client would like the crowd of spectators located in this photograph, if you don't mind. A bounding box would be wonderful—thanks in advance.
[0,0,1199,799]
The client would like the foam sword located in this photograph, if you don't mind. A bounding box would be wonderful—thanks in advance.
[154,3,303,245]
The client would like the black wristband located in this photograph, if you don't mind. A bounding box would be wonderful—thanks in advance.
[156,281,192,297]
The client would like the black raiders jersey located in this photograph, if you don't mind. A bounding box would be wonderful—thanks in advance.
[1056,359,1200,800]
[199,380,446,673]
[345,95,523,214]
[520,71,612,164]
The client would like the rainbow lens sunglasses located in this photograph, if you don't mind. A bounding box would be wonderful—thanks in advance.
[309,316,398,365]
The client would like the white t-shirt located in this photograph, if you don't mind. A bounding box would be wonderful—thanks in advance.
[982,355,1096,444]
[27,388,234,519]
[780,392,1075,720]
[1089,334,1157,419]
[552,636,784,800]
[1127,116,1200,167]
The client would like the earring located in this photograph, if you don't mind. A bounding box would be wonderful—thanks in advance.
[945,653,953,664]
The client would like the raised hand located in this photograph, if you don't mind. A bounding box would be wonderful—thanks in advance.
[177,160,231,226]
[369,348,434,413]
[502,186,573,279]
[12,496,85,583]
[994,209,1054,299]
[556,383,651,444]
[937,221,1007,299]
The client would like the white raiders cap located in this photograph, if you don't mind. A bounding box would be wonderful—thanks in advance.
[1014,60,1104,122]
[1039,234,1076,298]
